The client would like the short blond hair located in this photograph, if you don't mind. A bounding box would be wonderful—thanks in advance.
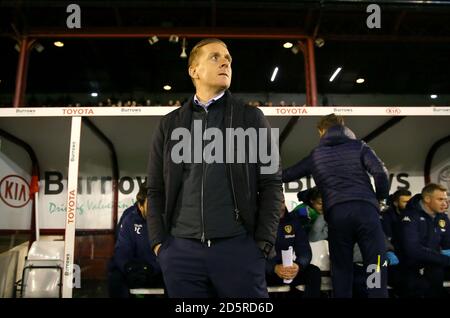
[188,38,227,68]
[317,113,344,131]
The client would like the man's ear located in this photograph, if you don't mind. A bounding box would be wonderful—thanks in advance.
[423,195,431,204]
[189,65,198,80]
[318,128,325,137]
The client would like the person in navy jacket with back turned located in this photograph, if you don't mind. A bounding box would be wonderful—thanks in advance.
[266,199,321,298]
[397,183,450,297]
[282,113,390,298]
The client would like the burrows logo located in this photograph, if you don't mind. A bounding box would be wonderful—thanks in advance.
[284,225,293,234]
[385,107,402,115]
[333,107,353,113]
[0,175,31,208]
[439,219,446,228]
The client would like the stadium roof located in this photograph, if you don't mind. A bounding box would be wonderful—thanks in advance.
[1,0,450,99]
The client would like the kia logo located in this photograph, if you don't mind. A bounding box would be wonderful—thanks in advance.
[0,175,31,208]
[386,107,401,115]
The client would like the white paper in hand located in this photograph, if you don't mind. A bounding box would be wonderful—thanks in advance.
[281,246,294,284]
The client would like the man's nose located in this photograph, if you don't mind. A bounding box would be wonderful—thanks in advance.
[220,58,230,67]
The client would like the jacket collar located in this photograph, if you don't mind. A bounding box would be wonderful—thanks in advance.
[319,125,357,146]
[406,193,437,220]
[193,91,226,110]
[180,90,237,129]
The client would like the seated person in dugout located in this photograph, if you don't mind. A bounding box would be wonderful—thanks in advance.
[293,187,327,242]
[381,189,412,250]
[265,199,321,298]
[108,185,164,297]
[397,183,450,298]
[379,189,412,296]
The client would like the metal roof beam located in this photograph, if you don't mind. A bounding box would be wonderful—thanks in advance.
[8,27,310,39]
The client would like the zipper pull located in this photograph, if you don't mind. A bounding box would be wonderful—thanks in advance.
[207,240,211,248]
[201,233,205,243]
[234,208,240,221]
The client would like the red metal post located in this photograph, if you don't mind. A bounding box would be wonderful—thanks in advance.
[13,37,32,108]
[306,38,318,106]
[300,41,312,106]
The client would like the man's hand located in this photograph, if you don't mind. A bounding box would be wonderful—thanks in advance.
[274,263,300,280]
[379,199,388,211]
[153,243,162,256]
[386,251,399,265]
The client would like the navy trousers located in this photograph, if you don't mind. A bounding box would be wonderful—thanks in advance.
[158,234,269,298]
[352,263,368,298]
[327,201,388,298]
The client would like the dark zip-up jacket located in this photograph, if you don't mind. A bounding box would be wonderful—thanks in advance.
[398,194,450,267]
[146,90,283,252]
[282,125,389,212]
[170,95,246,239]
[111,204,161,274]
[381,205,403,250]
[266,211,312,275]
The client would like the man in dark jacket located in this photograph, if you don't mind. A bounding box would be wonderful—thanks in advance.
[380,189,411,295]
[282,114,389,298]
[108,185,163,297]
[146,38,283,298]
[381,189,412,249]
[397,183,450,297]
[266,200,321,298]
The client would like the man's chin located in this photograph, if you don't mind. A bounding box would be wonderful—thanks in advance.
[215,83,230,91]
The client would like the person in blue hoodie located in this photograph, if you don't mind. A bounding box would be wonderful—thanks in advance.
[282,113,390,298]
[108,185,163,298]
[266,200,321,298]
[397,183,450,297]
